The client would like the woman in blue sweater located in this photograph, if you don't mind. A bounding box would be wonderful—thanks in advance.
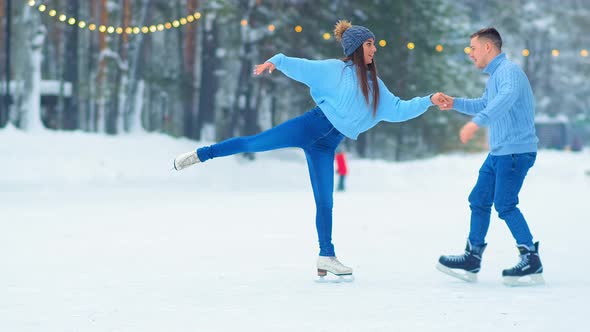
[174,20,446,279]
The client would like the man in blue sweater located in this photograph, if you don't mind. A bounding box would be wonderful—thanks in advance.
[435,28,544,286]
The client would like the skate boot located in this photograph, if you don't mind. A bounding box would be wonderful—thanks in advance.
[173,151,200,170]
[437,240,487,282]
[316,256,354,283]
[502,242,544,287]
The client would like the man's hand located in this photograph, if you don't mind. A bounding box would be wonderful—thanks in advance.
[431,92,454,110]
[459,121,479,144]
[253,62,276,75]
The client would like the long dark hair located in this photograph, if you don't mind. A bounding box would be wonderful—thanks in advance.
[343,45,380,116]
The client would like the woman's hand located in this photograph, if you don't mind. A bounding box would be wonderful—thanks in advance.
[253,62,276,75]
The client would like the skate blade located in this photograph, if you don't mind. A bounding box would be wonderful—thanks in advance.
[314,274,354,283]
[502,273,545,287]
[436,263,478,283]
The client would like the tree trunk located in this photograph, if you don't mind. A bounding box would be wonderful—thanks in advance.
[227,0,257,145]
[61,0,79,130]
[112,0,130,134]
[176,0,199,139]
[196,11,219,141]
[124,0,152,133]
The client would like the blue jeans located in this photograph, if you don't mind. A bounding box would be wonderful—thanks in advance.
[468,153,537,247]
[197,107,344,256]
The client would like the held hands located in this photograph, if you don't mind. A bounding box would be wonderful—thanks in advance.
[253,62,276,76]
[431,92,454,110]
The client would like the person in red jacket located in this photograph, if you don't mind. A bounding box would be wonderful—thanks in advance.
[335,150,348,192]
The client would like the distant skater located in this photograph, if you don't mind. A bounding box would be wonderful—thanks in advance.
[335,150,348,192]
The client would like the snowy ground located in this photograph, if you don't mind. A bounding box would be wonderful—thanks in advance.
[1,126,589,332]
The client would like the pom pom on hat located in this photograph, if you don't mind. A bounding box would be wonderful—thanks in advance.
[333,20,375,56]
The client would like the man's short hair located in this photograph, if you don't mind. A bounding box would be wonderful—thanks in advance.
[471,27,502,50]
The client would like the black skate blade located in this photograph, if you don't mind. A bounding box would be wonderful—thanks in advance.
[436,263,478,283]
[503,273,545,287]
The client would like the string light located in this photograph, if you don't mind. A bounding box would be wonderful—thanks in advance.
[24,1,590,57]
[30,1,203,35]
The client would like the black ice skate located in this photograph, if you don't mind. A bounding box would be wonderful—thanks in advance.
[502,242,545,287]
[436,240,487,282]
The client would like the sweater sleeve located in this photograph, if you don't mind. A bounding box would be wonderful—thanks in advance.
[471,68,520,127]
[378,79,433,122]
[266,53,337,90]
[453,89,488,116]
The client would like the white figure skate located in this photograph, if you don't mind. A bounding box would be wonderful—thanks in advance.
[173,151,200,170]
[315,256,354,283]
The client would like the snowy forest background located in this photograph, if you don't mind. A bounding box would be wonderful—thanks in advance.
[1,0,589,160]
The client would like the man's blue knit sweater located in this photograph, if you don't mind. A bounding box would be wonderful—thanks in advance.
[453,53,538,155]
[266,53,433,140]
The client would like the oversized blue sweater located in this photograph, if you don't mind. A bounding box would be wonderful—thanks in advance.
[453,53,538,155]
[266,53,433,140]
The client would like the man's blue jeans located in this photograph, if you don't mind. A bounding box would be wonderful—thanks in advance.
[468,153,537,247]
[197,107,344,256]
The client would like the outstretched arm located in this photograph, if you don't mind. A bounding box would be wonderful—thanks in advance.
[253,53,338,90]
[378,79,434,122]
[452,90,488,116]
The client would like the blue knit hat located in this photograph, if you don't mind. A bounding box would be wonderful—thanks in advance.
[334,20,375,56]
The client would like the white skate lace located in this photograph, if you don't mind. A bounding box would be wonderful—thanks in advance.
[446,253,468,263]
[511,255,530,270]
